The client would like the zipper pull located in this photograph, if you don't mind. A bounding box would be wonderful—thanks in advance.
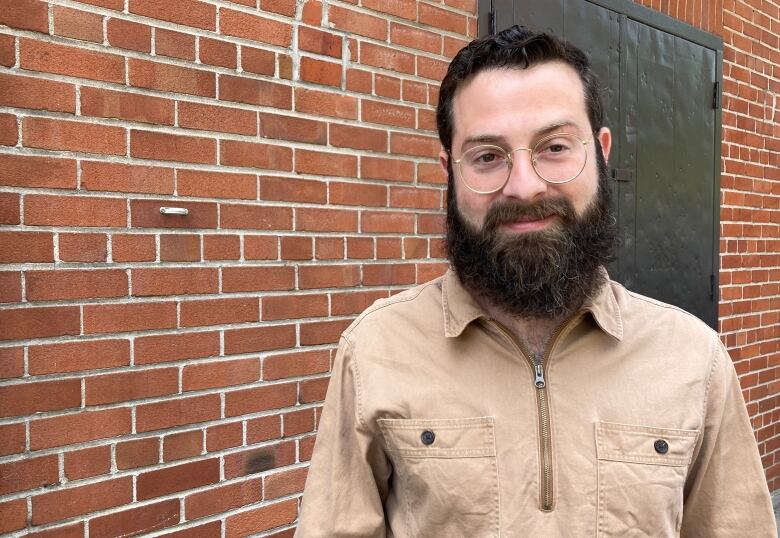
[534,364,546,388]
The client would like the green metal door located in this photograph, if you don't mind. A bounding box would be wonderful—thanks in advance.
[479,0,722,328]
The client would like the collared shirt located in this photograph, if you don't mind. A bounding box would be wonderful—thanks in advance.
[296,270,776,537]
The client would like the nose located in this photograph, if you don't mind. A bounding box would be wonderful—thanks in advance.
[500,148,549,202]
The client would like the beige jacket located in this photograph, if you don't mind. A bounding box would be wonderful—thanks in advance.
[297,270,776,537]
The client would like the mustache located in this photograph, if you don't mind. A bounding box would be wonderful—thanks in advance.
[482,197,576,232]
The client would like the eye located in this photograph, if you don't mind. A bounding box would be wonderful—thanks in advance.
[536,137,575,158]
[467,148,507,168]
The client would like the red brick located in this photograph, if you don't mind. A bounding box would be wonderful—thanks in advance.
[220,140,293,170]
[262,294,328,320]
[260,0,296,16]
[181,297,259,327]
[183,358,260,391]
[265,466,307,499]
[298,26,342,57]
[362,99,415,128]
[200,37,236,68]
[112,233,156,262]
[186,478,262,520]
[131,199,218,229]
[129,0,216,30]
[329,123,387,153]
[116,437,159,469]
[159,234,201,262]
[29,339,128,375]
[418,3,467,33]
[64,445,111,480]
[346,68,372,93]
[0,499,26,533]
[0,272,20,304]
[390,23,442,54]
[299,264,361,288]
[220,9,292,47]
[0,0,49,33]
[0,423,26,456]
[375,74,401,99]
[156,28,196,60]
[402,79,428,104]
[83,302,177,334]
[0,34,13,66]
[260,113,327,145]
[246,415,281,444]
[263,350,329,380]
[225,498,297,537]
[159,521,222,538]
[295,87,357,119]
[301,0,322,24]
[300,376,329,403]
[132,267,218,297]
[281,236,312,260]
[418,213,444,234]
[222,266,295,293]
[86,368,179,405]
[223,324,296,355]
[296,149,357,178]
[137,458,219,500]
[300,56,342,87]
[224,442,295,479]
[0,344,24,379]
[418,161,445,184]
[137,394,221,433]
[391,186,441,209]
[220,75,292,108]
[260,176,327,203]
[242,46,275,76]
[25,195,126,227]
[204,234,241,260]
[220,204,292,231]
[58,233,108,262]
[107,17,151,52]
[417,56,449,82]
[26,269,128,301]
[129,58,216,97]
[21,38,124,83]
[243,235,278,260]
[53,6,103,43]
[135,331,220,365]
[391,132,440,157]
[81,86,174,125]
[207,421,243,452]
[23,117,124,155]
[131,130,216,165]
[224,382,297,417]
[32,478,133,525]
[329,5,388,40]
[90,499,180,537]
[315,237,344,260]
[0,113,16,146]
[0,306,80,341]
[376,237,401,258]
[82,161,174,195]
[0,154,76,189]
[300,318,351,345]
[163,430,203,461]
[0,455,59,496]
[179,101,257,136]
[30,408,132,450]
[330,181,387,207]
[346,237,374,259]
[296,207,358,232]
[360,42,414,74]
[362,262,416,285]
[0,192,20,224]
[0,231,53,263]
[404,237,429,258]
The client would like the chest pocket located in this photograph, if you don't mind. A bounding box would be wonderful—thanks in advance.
[596,421,699,537]
[378,417,499,538]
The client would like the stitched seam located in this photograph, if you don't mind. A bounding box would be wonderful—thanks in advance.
[344,336,367,431]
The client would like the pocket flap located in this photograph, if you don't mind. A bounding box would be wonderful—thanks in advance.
[596,421,699,466]
[378,417,495,458]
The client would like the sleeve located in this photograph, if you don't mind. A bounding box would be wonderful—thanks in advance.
[681,337,777,537]
[295,336,391,538]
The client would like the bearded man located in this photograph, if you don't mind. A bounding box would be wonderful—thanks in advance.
[296,26,776,537]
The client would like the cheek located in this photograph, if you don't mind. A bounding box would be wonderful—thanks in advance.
[455,187,493,227]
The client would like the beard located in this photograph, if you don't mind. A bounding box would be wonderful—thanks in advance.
[445,145,617,319]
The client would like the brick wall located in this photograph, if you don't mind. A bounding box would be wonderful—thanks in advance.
[0,1,775,536]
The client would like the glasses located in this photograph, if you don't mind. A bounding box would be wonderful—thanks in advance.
[453,133,591,194]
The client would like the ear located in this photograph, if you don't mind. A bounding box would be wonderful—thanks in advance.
[439,149,450,181]
[596,127,612,163]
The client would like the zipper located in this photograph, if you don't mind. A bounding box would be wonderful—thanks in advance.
[486,314,583,512]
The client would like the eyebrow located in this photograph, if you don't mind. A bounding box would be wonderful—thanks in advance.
[460,120,581,150]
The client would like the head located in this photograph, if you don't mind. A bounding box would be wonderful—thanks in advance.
[437,26,617,318]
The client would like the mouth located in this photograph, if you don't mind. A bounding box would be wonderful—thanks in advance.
[501,214,558,232]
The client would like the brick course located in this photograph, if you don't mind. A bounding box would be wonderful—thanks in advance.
[0,0,775,534]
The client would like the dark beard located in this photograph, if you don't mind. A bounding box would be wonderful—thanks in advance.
[445,147,617,319]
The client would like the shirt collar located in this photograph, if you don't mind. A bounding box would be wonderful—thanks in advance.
[441,267,623,341]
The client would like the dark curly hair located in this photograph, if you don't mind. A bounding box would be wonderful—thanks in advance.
[436,25,604,153]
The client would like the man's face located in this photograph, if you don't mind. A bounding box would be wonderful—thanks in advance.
[441,62,617,318]
[441,62,612,230]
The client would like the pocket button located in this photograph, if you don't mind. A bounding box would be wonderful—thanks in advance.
[654,439,669,454]
[421,430,435,446]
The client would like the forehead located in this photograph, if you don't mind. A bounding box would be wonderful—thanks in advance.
[451,62,590,142]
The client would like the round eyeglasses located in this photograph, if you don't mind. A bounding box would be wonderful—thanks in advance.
[453,133,591,194]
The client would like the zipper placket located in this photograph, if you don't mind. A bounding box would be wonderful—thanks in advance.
[487,314,583,512]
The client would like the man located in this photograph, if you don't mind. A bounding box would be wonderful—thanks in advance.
[296,26,776,536]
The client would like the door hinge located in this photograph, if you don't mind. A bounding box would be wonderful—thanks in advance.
[712,81,720,109]
[489,0,497,34]
[612,168,634,182]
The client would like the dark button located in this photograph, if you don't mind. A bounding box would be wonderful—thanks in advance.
[654,439,669,454]
[421,430,435,446]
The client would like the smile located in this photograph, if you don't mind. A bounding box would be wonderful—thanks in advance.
[501,214,558,232]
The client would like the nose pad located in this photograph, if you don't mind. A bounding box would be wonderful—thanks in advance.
[501,148,548,201]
